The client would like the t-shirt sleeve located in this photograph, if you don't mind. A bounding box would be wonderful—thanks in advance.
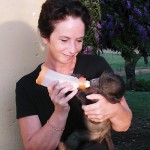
[16,79,37,119]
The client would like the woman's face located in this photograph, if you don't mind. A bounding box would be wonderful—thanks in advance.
[44,16,85,64]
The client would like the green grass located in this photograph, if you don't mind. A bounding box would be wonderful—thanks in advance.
[101,53,150,71]
[136,57,150,69]
[136,73,150,81]
[122,72,150,82]
[113,91,150,150]
[101,53,125,71]
[125,91,150,120]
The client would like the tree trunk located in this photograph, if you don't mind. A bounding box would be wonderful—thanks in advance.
[124,53,142,90]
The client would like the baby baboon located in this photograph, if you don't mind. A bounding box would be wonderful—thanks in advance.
[58,72,125,150]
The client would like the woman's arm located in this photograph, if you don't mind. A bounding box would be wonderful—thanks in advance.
[19,111,68,150]
[19,81,78,150]
[109,96,132,131]
[82,94,132,132]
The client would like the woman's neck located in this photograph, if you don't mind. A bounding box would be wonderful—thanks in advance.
[43,57,76,75]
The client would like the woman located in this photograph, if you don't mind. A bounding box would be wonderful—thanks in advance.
[16,0,132,149]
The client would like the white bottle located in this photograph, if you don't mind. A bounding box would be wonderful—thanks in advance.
[36,66,90,90]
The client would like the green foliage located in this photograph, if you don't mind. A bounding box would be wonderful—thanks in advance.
[80,0,101,55]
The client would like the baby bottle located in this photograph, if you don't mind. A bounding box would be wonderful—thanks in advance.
[36,66,90,90]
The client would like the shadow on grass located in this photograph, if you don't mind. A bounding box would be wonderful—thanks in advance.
[112,92,150,150]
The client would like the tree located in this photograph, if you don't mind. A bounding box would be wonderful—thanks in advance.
[80,0,101,55]
[100,0,150,89]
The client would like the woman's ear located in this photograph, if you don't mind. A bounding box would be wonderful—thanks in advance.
[42,37,49,44]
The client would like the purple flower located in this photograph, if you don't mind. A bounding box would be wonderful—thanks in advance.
[107,14,113,21]
[100,0,104,5]
[92,2,97,5]
[100,0,150,53]
[129,15,137,24]
[127,1,131,9]
[106,22,113,30]
[120,23,124,28]
[94,31,100,42]
[137,24,145,33]
[101,21,107,27]
[143,6,148,17]
[136,24,148,41]
[133,7,142,16]
[96,23,102,29]
[147,26,150,32]
[109,30,114,37]
[83,46,93,55]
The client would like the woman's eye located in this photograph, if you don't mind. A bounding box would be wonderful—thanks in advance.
[77,39,83,43]
[61,39,67,42]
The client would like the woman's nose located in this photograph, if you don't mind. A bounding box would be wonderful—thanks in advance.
[69,42,77,54]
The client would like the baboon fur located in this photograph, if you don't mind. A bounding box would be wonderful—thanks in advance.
[58,72,125,150]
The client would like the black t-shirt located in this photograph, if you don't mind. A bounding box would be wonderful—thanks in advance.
[16,54,113,149]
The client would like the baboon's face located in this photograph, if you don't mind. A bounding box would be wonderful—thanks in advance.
[76,78,100,105]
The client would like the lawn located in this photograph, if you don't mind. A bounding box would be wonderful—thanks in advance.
[112,92,150,150]
[101,53,150,71]
[136,73,150,81]
[100,53,150,149]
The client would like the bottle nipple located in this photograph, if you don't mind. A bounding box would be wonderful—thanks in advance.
[78,77,90,90]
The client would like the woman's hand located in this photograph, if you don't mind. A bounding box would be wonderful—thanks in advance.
[47,81,78,113]
[82,94,118,122]
[82,94,132,131]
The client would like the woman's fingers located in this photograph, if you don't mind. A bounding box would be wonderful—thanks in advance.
[83,94,106,111]
[47,81,77,105]
[53,82,73,97]
[84,108,106,123]
[84,109,100,116]
[47,80,59,95]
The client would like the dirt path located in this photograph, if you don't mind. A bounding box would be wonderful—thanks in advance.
[115,68,150,76]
